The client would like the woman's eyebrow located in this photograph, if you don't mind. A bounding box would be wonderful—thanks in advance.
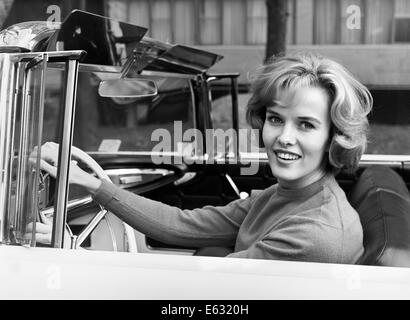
[265,109,281,116]
[267,100,286,108]
[298,116,322,125]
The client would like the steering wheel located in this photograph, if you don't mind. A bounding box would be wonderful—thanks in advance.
[39,146,138,252]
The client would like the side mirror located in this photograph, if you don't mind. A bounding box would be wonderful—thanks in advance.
[98,78,158,99]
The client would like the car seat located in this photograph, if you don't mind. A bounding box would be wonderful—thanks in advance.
[348,165,410,267]
[194,246,233,257]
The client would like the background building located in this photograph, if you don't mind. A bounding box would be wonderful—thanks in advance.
[2,0,410,87]
[105,0,410,88]
[107,0,410,46]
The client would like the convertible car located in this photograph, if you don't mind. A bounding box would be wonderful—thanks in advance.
[0,10,410,300]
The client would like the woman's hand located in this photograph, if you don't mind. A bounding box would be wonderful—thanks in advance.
[33,142,102,194]
[24,217,74,247]
[24,221,53,244]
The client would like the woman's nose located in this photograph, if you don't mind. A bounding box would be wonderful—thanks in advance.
[277,124,297,147]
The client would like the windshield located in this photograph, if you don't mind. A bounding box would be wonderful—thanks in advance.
[44,70,195,153]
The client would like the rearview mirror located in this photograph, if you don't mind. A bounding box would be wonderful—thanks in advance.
[98,78,158,99]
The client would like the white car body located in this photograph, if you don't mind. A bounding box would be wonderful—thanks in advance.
[1,245,410,300]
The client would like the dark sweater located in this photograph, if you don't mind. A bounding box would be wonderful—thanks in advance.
[93,172,364,263]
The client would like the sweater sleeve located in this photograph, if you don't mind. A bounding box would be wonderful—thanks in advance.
[227,215,343,263]
[92,179,252,247]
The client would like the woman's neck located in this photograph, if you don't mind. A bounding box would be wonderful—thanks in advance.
[277,165,329,190]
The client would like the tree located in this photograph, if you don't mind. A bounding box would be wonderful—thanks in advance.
[0,0,15,28]
[265,0,288,62]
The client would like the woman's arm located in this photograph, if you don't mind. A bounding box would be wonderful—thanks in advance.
[38,142,251,247]
[92,179,251,247]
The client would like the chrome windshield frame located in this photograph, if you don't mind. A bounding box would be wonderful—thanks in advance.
[0,50,85,247]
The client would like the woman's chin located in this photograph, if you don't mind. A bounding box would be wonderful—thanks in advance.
[270,166,300,183]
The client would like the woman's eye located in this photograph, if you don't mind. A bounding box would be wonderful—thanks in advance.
[267,116,282,125]
[300,121,315,130]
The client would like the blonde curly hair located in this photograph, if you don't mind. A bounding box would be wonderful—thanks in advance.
[246,52,373,173]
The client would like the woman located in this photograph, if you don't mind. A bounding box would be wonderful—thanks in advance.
[37,52,372,263]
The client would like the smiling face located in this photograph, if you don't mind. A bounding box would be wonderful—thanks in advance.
[262,86,332,189]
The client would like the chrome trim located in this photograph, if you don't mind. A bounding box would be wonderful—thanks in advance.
[29,169,37,245]
[4,51,86,63]
[140,70,197,80]
[49,65,200,77]
[87,151,182,156]
[40,195,93,218]
[119,49,136,78]
[174,172,197,186]
[361,154,410,162]
[239,152,410,164]
[52,58,80,248]
[120,176,142,185]
[13,59,32,238]
[30,53,48,246]
[4,62,19,242]
[74,209,108,248]
[70,234,78,250]
[25,53,47,70]
[225,174,241,198]
[189,79,197,135]
[358,161,402,167]
[76,65,198,77]
[75,63,122,73]
[105,168,174,177]
[224,173,249,199]
[0,21,59,51]
[0,54,17,243]
[104,214,118,252]
[86,150,410,167]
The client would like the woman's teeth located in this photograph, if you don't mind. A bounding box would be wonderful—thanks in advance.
[276,152,300,160]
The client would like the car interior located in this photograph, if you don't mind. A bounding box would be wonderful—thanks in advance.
[197,165,410,267]
[90,157,410,267]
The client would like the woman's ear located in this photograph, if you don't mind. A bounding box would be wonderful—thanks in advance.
[325,139,331,152]
[326,125,335,152]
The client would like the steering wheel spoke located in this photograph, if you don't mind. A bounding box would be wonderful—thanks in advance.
[38,146,138,252]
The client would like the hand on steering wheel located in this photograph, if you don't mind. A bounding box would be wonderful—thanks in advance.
[29,142,138,252]
[33,142,101,193]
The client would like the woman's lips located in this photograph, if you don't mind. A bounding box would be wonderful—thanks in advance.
[274,150,302,162]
